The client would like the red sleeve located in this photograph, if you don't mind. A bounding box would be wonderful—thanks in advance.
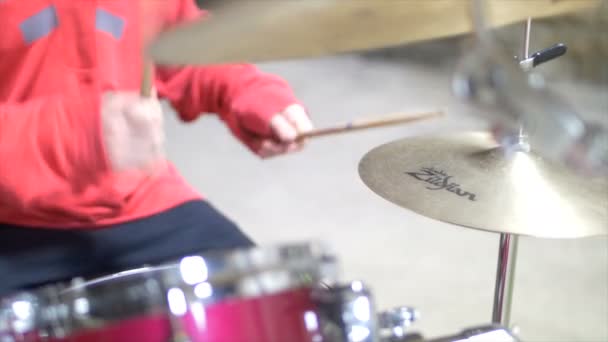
[0,95,109,207]
[155,0,299,138]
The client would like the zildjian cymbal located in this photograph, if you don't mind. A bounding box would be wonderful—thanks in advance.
[358,132,608,238]
[147,0,600,65]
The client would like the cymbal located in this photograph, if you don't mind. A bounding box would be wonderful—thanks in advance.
[147,0,599,65]
[358,132,608,239]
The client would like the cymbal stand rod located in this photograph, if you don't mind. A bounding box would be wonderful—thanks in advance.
[517,17,532,148]
[492,17,532,326]
[523,17,532,60]
[491,233,519,326]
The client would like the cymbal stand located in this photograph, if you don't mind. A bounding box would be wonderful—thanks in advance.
[490,17,532,327]
[492,231,519,326]
[463,0,579,327]
[490,15,535,327]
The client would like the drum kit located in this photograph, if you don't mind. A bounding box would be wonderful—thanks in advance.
[2,0,607,341]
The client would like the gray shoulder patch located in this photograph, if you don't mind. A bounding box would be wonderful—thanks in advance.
[19,5,58,44]
[95,8,125,40]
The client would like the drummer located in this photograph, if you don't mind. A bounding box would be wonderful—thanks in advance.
[0,0,313,295]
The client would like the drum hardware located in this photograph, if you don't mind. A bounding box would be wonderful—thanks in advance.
[454,0,608,176]
[377,306,420,341]
[165,286,191,342]
[0,292,39,341]
[457,1,605,326]
[0,285,68,342]
[517,43,567,72]
[41,286,69,340]
[491,15,534,328]
[313,280,378,342]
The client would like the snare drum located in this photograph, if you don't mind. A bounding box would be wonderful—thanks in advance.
[1,242,378,342]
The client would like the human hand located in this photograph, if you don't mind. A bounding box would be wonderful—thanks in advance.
[228,103,313,158]
[256,104,313,158]
[101,91,166,173]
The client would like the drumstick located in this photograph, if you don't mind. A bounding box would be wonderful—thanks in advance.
[298,110,444,139]
[139,0,160,98]
[140,60,155,97]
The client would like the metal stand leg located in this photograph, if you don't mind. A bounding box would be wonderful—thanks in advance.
[492,233,519,326]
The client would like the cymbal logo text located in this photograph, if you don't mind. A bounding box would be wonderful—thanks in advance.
[405,167,477,201]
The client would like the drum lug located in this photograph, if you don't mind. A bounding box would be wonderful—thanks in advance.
[377,306,420,341]
[313,280,378,342]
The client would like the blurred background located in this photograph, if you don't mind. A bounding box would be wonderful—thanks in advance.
[163,4,607,342]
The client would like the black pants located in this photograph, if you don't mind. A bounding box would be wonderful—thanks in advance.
[0,200,254,296]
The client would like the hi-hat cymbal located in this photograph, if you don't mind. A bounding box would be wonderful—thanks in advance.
[358,132,608,238]
[147,0,599,65]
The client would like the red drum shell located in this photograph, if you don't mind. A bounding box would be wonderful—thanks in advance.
[49,287,321,342]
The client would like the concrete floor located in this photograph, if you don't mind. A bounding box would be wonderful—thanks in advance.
[163,49,608,341]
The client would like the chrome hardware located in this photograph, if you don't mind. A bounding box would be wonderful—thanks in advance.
[314,280,377,342]
[378,306,420,340]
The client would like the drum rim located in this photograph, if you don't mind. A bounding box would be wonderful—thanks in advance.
[63,240,335,290]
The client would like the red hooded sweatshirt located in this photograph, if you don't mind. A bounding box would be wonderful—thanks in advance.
[0,0,298,229]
